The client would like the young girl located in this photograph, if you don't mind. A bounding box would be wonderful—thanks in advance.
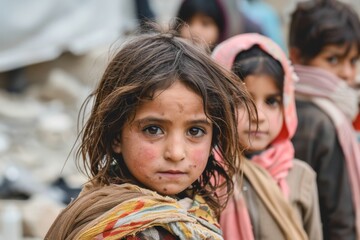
[45,28,255,239]
[212,33,322,239]
[175,0,263,50]
[289,0,360,238]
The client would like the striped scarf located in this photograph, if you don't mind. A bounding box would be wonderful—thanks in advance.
[45,183,223,240]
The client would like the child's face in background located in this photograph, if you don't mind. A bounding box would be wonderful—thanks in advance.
[237,75,283,152]
[307,43,359,86]
[113,81,213,196]
[180,13,220,48]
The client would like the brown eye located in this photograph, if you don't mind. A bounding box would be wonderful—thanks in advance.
[266,97,281,107]
[143,126,163,135]
[188,127,205,137]
[351,57,359,66]
[326,56,339,64]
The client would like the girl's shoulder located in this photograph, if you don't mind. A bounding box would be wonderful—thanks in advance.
[291,159,316,175]
[288,159,316,184]
[287,159,317,201]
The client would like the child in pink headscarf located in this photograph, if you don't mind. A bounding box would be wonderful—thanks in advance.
[212,33,322,240]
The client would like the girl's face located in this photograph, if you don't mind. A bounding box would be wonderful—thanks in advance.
[180,13,220,48]
[113,81,213,196]
[237,75,283,152]
[306,43,359,85]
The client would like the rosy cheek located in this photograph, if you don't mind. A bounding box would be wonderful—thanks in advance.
[190,148,211,168]
[141,147,157,161]
[269,112,282,125]
[130,143,157,166]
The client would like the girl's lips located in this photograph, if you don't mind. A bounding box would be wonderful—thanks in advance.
[246,130,265,134]
[246,131,267,137]
[157,171,186,180]
[161,170,185,174]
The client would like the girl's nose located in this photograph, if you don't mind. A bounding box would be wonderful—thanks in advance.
[164,134,186,162]
[252,104,266,123]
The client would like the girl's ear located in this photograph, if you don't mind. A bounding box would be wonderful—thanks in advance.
[112,137,122,154]
[289,47,303,64]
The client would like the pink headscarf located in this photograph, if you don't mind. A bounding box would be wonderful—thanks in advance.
[212,33,301,239]
[212,33,298,197]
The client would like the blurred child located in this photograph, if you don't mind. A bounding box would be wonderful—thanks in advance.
[45,27,255,239]
[213,33,322,239]
[289,0,360,238]
[175,0,263,50]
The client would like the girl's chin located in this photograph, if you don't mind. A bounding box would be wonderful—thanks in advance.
[244,147,267,156]
[246,144,267,152]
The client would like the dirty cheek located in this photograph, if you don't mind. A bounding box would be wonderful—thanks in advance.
[140,147,157,161]
[135,147,157,179]
[191,149,210,170]
[189,164,197,169]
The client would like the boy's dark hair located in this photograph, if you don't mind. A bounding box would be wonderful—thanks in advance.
[175,0,225,42]
[76,25,255,215]
[289,0,360,62]
[232,45,284,94]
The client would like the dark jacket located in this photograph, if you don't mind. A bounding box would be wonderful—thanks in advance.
[292,99,356,240]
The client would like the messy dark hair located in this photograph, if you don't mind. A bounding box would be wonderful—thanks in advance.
[289,0,360,62]
[76,25,255,216]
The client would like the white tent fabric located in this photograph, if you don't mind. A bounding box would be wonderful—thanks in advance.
[0,0,133,72]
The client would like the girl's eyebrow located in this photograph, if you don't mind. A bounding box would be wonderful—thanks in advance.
[134,117,169,125]
[267,93,282,97]
[187,119,212,126]
[325,48,349,57]
[330,52,347,58]
[134,117,211,126]
[250,92,281,98]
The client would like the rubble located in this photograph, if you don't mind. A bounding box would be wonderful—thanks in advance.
[0,60,92,239]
